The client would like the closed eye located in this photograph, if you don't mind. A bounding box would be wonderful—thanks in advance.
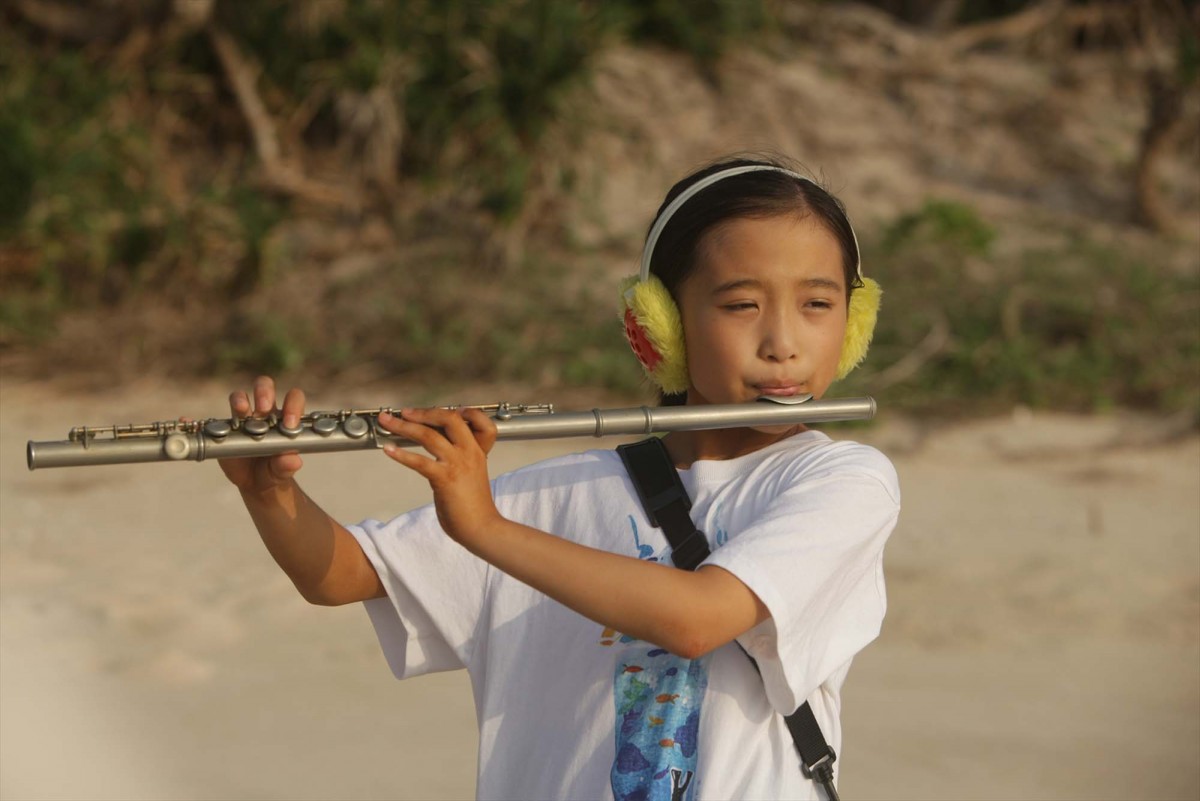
[722,302,758,312]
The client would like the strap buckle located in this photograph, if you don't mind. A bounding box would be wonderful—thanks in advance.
[800,745,837,780]
[670,529,710,571]
[641,484,691,528]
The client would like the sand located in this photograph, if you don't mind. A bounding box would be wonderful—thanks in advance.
[2,379,1197,800]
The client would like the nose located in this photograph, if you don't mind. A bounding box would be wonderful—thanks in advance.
[758,308,799,363]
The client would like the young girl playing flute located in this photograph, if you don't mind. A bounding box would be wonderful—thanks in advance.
[223,155,899,800]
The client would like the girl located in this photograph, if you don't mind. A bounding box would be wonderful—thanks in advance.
[223,156,900,800]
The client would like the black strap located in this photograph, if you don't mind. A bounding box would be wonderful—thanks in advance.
[617,437,841,801]
[618,436,710,570]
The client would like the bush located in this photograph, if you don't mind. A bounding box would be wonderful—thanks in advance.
[854,199,1200,420]
[1,0,770,348]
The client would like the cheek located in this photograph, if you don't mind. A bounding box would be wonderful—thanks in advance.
[682,312,738,374]
[822,318,849,363]
[685,310,738,352]
[827,317,849,347]
[679,305,709,355]
[806,313,847,363]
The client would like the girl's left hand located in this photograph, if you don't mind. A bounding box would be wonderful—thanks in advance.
[376,407,500,548]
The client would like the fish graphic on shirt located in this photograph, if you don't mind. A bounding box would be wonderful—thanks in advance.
[611,644,708,801]
[607,507,715,800]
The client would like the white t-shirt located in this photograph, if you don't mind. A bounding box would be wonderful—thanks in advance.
[348,430,900,801]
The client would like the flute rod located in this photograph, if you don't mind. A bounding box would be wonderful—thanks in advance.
[26,396,875,470]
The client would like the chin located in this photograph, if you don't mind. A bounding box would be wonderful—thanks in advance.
[749,423,802,436]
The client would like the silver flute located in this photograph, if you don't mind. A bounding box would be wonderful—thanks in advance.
[26,395,876,470]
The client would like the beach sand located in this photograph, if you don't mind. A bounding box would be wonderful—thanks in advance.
[2,380,1197,800]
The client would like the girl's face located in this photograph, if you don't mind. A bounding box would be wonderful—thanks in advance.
[676,214,848,409]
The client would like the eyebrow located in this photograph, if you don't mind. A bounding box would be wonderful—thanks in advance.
[711,277,844,294]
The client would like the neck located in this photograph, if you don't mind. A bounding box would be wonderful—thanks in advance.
[662,423,805,469]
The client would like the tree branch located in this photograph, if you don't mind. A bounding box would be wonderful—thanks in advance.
[12,0,126,43]
[873,313,952,390]
[206,24,352,208]
[941,0,1066,54]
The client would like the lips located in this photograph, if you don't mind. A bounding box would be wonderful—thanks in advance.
[754,384,806,397]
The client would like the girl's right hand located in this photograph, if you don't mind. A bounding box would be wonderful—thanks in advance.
[219,375,306,494]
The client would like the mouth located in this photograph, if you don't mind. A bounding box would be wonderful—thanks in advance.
[753,383,806,397]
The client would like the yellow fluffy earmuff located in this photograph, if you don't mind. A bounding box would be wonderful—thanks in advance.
[837,276,882,379]
[620,165,882,393]
[621,273,691,394]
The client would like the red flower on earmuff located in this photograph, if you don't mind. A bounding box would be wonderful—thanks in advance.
[623,308,662,372]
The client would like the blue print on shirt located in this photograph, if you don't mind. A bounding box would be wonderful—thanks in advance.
[611,644,709,801]
[712,503,729,548]
[628,515,664,561]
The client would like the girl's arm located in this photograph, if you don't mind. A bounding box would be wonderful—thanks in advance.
[222,376,385,606]
[468,519,767,660]
[378,408,768,659]
[239,478,385,606]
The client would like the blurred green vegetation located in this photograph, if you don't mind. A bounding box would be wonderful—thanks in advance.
[208,245,645,396]
[0,0,770,335]
[1,1,1196,422]
[211,0,767,217]
[205,197,1199,419]
[846,199,1200,420]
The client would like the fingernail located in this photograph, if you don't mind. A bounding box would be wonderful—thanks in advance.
[378,411,392,422]
[284,414,298,428]
[383,444,397,455]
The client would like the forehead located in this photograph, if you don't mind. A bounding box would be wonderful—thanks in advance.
[693,215,845,287]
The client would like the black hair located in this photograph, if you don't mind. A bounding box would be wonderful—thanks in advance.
[646,155,862,405]
[647,155,861,297]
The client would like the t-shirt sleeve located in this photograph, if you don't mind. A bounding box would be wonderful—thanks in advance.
[702,445,900,715]
[347,503,490,680]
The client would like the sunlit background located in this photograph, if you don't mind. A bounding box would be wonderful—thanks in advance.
[1,1,1197,799]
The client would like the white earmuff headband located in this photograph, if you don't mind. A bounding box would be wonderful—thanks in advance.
[638,165,864,283]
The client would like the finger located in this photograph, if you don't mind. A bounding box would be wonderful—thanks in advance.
[281,387,306,428]
[229,390,251,418]
[375,410,410,436]
[252,376,276,417]
[377,411,455,461]
[381,442,438,479]
[461,408,498,454]
[401,407,474,447]
[268,452,304,481]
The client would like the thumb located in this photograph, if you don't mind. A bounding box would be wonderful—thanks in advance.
[267,452,304,482]
[462,408,498,455]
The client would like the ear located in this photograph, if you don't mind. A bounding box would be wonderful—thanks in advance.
[619,274,690,394]
[836,277,882,380]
